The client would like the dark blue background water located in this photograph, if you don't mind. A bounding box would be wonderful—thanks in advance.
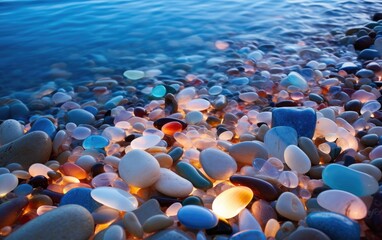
[0,0,381,95]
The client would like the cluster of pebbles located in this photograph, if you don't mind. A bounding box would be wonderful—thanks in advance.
[1,12,382,240]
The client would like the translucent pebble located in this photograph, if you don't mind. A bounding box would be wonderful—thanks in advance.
[208,86,223,96]
[176,87,196,105]
[162,121,183,136]
[29,163,52,178]
[264,219,280,238]
[91,186,138,211]
[317,190,367,220]
[63,183,92,193]
[284,145,311,174]
[166,202,183,217]
[130,135,161,150]
[277,171,298,188]
[185,111,204,125]
[145,69,162,78]
[91,172,118,187]
[82,135,109,149]
[174,132,193,149]
[351,89,377,103]
[102,127,126,142]
[360,100,381,114]
[0,173,18,197]
[123,70,145,80]
[212,186,253,219]
[256,112,272,126]
[151,85,167,98]
[143,128,165,139]
[185,99,211,111]
[52,92,72,104]
[276,192,306,221]
[36,205,57,215]
[65,122,77,132]
[59,162,87,180]
[219,131,234,141]
[75,155,97,172]
[315,117,338,138]
[239,92,259,102]
[115,121,131,130]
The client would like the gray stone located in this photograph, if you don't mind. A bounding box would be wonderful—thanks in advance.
[0,119,24,145]
[298,137,320,165]
[67,109,95,125]
[229,141,268,165]
[200,148,237,179]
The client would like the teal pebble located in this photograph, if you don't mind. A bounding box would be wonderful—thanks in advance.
[178,205,218,229]
[83,135,109,149]
[176,162,212,190]
[104,95,123,109]
[230,230,266,240]
[168,147,183,163]
[322,163,379,196]
[151,85,167,98]
[182,196,203,206]
[29,118,57,139]
[306,212,360,240]
[231,77,249,86]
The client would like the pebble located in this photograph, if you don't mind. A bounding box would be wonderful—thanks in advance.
[287,227,330,240]
[230,230,266,240]
[306,212,360,240]
[317,189,367,220]
[154,168,193,198]
[6,205,94,240]
[103,225,125,240]
[176,161,212,190]
[298,137,320,165]
[0,197,28,228]
[67,109,95,125]
[280,71,309,92]
[60,188,101,213]
[349,163,382,181]
[185,111,203,125]
[230,175,279,201]
[238,208,261,231]
[251,200,277,228]
[177,205,218,229]
[185,99,211,111]
[284,145,311,174]
[264,126,297,162]
[91,186,138,211]
[322,163,379,196]
[0,119,24,145]
[29,118,56,139]
[130,135,162,150]
[145,229,192,240]
[142,215,174,233]
[200,148,237,180]
[0,173,18,197]
[82,135,109,149]
[229,141,268,165]
[119,149,160,188]
[212,186,253,219]
[123,212,143,238]
[275,192,306,221]
[132,199,164,224]
[0,131,52,169]
[123,70,145,80]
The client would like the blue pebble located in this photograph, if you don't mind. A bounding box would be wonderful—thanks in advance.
[13,184,33,197]
[271,107,316,139]
[83,106,98,116]
[60,188,101,212]
[358,49,380,60]
[67,109,95,125]
[178,205,218,229]
[105,95,123,109]
[230,230,266,240]
[29,117,57,139]
[231,77,249,86]
[306,212,360,240]
[83,135,109,149]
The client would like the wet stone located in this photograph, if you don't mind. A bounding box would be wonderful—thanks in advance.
[287,228,330,240]
[132,199,165,225]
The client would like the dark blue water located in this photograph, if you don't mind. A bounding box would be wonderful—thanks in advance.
[0,0,381,95]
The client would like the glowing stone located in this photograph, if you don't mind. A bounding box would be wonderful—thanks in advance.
[0,173,18,197]
[82,135,109,149]
[317,190,367,220]
[284,145,311,174]
[91,187,138,212]
[185,99,211,111]
[212,186,253,219]
[29,163,52,178]
[123,70,145,80]
[130,135,161,150]
[161,121,183,136]
[151,85,167,98]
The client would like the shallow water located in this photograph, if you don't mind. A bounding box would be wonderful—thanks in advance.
[0,0,381,94]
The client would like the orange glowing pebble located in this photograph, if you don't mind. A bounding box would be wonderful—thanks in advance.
[161,121,183,136]
[59,162,88,180]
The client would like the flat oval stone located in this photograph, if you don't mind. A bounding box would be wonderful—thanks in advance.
[348,163,382,181]
[264,126,297,162]
[229,141,268,165]
[280,71,309,92]
[104,225,125,240]
[123,212,143,238]
[0,173,18,197]
[275,192,306,221]
[212,186,253,219]
[306,212,360,240]
[29,118,56,139]
[0,196,28,228]
[123,70,145,80]
[67,109,95,125]
[59,162,87,179]
[298,137,320,165]
[284,145,311,174]
[185,111,203,125]
[6,205,94,240]
[91,187,138,212]
[72,126,91,140]
[200,148,237,180]
[119,149,160,188]
[82,135,109,149]
[272,107,316,138]
[230,230,266,240]
[185,99,211,111]
[322,164,379,196]
[142,215,174,233]
[0,131,52,169]
[287,228,330,240]
[154,168,193,198]
[178,205,218,229]
[176,161,212,190]
[230,175,279,201]
[0,119,24,145]
[130,135,162,150]
[60,188,101,213]
[317,190,367,220]
[251,200,277,228]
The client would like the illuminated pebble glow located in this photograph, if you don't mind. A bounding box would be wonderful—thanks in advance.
[123,70,145,80]
[185,99,211,111]
[317,189,367,220]
[166,202,182,217]
[102,127,126,142]
[215,40,229,50]
[0,173,18,197]
[277,171,298,188]
[29,163,52,178]
[161,121,183,136]
[130,135,161,150]
[59,162,87,179]
[284,145,311,174]
[212,186,253,219]
[82,135,109,149]
[91,186,138,212]
[91,172,119,188]
[360,100,381,114]
[178,205,219,229]
[36,205,57,215]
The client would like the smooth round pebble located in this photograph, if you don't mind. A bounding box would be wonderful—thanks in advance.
[60,188,101,213]
[275,192,306,221]
[67,109,95,125]
[229,141,268,165]
[0,173,18,197]
[185,99,210,111]
[178,205,218,229]
[200,148,237,180]
[130,135,161,150]
[154,168,193,198]
[91,187,138,212]
[123,70,145,80]
[0,119,24,145]
[142,215,174,233]
[284,145,311,174]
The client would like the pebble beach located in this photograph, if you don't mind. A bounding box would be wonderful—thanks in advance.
[1,1,382,240]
